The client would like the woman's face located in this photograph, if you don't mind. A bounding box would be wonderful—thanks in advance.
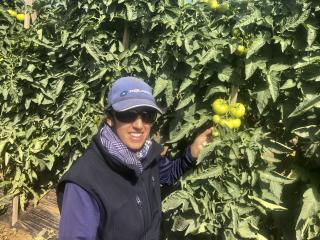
[107,109,154,151]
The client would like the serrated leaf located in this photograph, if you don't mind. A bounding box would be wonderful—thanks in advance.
[176,93,195,110]
[204,85,227,101]
[185,165,223,181]
[258,170,295,184]
[245,57,267,80]
[246,33,270,59]
[248,195,287,210]
[168,123,194,143]
[260,139,293,154]
[196,141,220,164]
[306,24,317,46]
[184,37,192,55]
[162,190,189,212]
[83,43,100,62]
[246,148,256,167]
[218,65,233,82]
[256,88,271,113]
[199,48,219,65]
[292,125,319,138]
[61,30,69,47]
[172,216,190,232]
[269,64,290,72]
[125,3,137,21]
[295,187,319,235]
[153,78,168,97]
[165,80,174,107]
[288,95,320,118]
[265,72,280,102]
[237,221,256,238]
[280,79,296,89]
[178,79,193,94]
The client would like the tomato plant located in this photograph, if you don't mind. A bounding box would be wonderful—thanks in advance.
[0,0,319,239]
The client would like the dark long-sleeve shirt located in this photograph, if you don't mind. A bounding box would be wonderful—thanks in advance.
[59,148,196,240]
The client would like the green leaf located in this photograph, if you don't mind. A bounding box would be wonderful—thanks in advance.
[178,79,193,94]
[125,3,137,21]
[269,64,291,72]
[292,125,319,138]
[83,43,100,62]
[203,85,227,101]
[305,24,317,47]
[172,216,191,232]
[199,48,219,65]
[280,79,296,89]
[258,170,295,184]
[260,139,293,154]
[168,123,194,143]
[246,148,256,167]
[165,80,174,107]
[162,190,189,212]
[256,88,271,113]
[246,33,270,59]
[176,93,195,110]
[61,30,69,47]
[237,221,256,238]
[288,95,320,118]
[280,8,311,33]
[184,37,192,55]
[153,78,168,97]
[218,65,233,82]
[295,187,319,232]
[196,141,220,164]
[265,72,280,102]
[245,57,266,80]
[184,165,223,181]
[248,195,287,211]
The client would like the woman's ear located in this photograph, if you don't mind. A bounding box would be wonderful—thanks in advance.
[106,117,113,127]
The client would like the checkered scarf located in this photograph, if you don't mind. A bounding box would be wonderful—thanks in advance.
[100,124,152,175]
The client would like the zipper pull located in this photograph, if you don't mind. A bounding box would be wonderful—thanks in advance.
[136,195,142,208]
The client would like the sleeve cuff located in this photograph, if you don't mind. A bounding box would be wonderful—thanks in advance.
[185,146,197,165]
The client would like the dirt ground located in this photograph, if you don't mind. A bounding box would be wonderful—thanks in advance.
[0,223,32,240]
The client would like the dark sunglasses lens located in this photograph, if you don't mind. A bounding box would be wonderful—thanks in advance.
[114,111,137,123]
[114,110,157,123]
[140,111,157,123]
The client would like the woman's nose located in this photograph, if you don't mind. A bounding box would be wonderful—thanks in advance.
[132,116,143,128]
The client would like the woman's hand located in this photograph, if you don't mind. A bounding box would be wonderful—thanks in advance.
[190,127,214,158]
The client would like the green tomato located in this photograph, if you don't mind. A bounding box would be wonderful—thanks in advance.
[230,103,245,118]
[7,10,18,17]
[212,115,220,124]
[212,99,229,115]
[16,13,25,21]
[209,0,220,9]
[236,45,247,55]
[230,118,241,128]
[212,131,220,137]
[218,3,230,12]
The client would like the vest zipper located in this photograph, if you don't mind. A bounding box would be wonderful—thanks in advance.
[136,195,146,240]
[141,178,152,239]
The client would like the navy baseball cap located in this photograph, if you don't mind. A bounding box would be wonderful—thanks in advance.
[106,76,163,113]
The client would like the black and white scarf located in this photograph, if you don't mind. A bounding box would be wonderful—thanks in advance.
[100,124,152,175]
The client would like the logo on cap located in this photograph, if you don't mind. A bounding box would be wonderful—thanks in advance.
[120,91,128,97]
[119,89,151,97]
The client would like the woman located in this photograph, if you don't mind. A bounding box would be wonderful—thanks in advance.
[57,76,212,240]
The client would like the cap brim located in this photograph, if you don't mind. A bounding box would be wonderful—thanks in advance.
[112,99,163,114]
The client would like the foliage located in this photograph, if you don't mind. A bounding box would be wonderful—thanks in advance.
[0,0,319,239]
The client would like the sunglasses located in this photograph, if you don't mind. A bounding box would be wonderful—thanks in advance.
[112,109,157,123]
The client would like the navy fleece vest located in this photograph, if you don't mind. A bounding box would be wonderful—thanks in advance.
[57,133,163,240]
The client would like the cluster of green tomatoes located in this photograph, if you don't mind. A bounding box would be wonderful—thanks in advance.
[7,9,25,21]
[202,0,230,12]
[211,99,245,130]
